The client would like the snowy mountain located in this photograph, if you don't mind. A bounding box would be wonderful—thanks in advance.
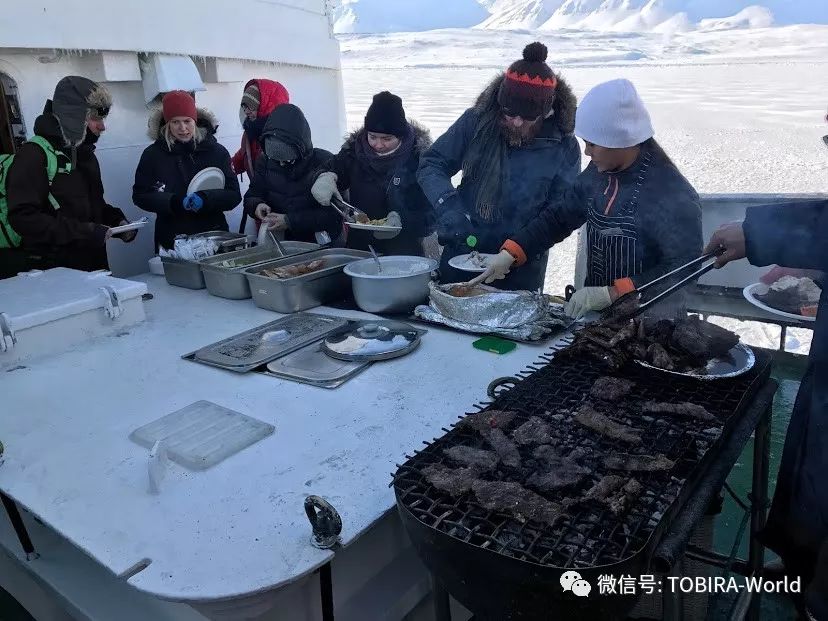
[332,0,826,34]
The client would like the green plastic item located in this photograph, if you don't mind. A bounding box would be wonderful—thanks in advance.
[466,235,477,248]
[473,336,517,355]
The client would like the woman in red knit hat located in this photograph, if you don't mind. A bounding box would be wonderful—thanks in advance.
[132,90,241,251]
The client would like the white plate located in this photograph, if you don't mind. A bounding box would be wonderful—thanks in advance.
[187,167,226,194]
[635,342,756,380]
[743,282,816,323]
[448,253,498,273]
[347,221,403,233]
[109,218,148,235]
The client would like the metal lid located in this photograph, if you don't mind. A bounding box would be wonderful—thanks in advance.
[322,320,422,362]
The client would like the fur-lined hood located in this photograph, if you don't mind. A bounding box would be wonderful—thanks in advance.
[474,73,577,138]
[341,120,432,154]
[46,76,113,147]
[147,107,219,142]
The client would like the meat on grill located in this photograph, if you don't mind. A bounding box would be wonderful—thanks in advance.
[444,446,499,471]
[641,401,718,423]
[603,453,676,472]
[461,410,517,434]
[511,417,554,446]
[601,291,641,322]
[525,445,591,492]
[485,428,522,469]
[422,464,479,496]
[609,479,644,516]
[590,377,636,401]
[647,343,676,371]
[583,475,627,501]
[608,320,637,347]
[671,315,739,359]
[575,404,643,445]
[471,480,564,527]
[261,259,325,279]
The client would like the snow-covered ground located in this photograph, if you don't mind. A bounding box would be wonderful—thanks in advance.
[339,27,826,353]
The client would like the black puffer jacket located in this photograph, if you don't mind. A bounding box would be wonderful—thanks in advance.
[133,109,241,250]
[322,122,435,256]
[243,104,339,243]
[6,90,125,273]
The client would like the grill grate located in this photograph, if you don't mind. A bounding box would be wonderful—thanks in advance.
[394,345,770,569]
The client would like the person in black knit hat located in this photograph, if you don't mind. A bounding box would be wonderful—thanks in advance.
[311,91,435,256]
[417,42,581,291]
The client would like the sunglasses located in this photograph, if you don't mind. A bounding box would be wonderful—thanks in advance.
[502,110,542,123]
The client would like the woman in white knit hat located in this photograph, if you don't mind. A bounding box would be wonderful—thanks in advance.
[472,78,702,319]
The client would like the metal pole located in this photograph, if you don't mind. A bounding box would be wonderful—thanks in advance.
[0,492,36,560]
[779,325,787,351]
[432,574,452,621]
[747,404,772,621]
[319,562,334,621]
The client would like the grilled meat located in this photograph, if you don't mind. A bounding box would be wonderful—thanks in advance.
[512,417,554,446]
[608,320,637,347]
[601,291,641,322]
[261,259,325,279]
[444,446,499,471]
[422,464,479,496]
[671,316,739,359]
[647,343,676,370]
[603,453,676,472]
[609,479,644,516]
[575,404,643,445]
[485,428,522,469]
[471,480,565,527]
[641,401,718,423]
[583,475,627,502]
[461,410,517,434]
[526,445,591,492]
[590,377,635,402]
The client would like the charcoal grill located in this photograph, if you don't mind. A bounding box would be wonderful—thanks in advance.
[393,339,774,620]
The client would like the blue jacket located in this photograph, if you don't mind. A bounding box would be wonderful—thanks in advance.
[417,74,581,290]
[747,199,828,618]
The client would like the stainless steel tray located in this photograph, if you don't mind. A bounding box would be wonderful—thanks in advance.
[162,255,207,289]
[184,313,349,373]
[245,249,371,313]
[192,230,251,252]
[259,340,370,389]
[200,242,319,300]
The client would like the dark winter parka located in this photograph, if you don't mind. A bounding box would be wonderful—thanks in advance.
[133,108,241,251]
[5,78,125,274]
[323,122,435,256]
[243,104,338,243]
[417,74,581,290]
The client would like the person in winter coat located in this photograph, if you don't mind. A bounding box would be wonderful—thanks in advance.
[133,91,241,251]
[473,78,702,319]
[417,43,580,290]
[4,76,135,277]
[243,104,339,244]
[704,113,828,621]
[311,91,435,256]
[231,79,290,179]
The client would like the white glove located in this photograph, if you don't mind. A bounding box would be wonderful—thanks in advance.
[311,172,342,206]
[564,286,613,319]
[373,211,402,239]
[468,250,515,285]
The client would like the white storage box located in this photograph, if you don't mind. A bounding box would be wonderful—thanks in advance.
[0,268,147,369]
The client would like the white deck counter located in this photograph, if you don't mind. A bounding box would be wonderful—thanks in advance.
[0,274,565,604]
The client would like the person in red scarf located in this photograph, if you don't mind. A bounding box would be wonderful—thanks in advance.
[231,79,290,180]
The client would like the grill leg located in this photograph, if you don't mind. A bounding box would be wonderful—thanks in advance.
[319,562,334,621]
[662,569,685,621]
[779,325,787,351]
[432,574,452,621]
[0,492,37,560]
[747,404,772,621]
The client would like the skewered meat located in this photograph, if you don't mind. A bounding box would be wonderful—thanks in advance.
[471,480,564,527]
[671,315,739,359]
[444,446,499,471]
[647,343,676,371]
[460,410,517,434]
[575,404,643,445]
[641,401,718,423]
[261,259,325,279]
[603,453,676,472]
[423,464,479,495]
[485,428,522,469]
[609,479,644,516]
[512,417,554,445]
[590,377,635,401]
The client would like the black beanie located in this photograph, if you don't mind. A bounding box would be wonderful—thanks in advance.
[497,42,558,120]
[364,91,408,138]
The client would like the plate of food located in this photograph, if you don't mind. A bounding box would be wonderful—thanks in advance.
[108,217,149,235]
[346,212,403,233]
[448,251,499,273]
[743,276,819,322]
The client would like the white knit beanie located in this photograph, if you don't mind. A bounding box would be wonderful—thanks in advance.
[575,79,654,149]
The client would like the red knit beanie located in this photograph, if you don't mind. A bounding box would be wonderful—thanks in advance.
[498,42,558,120]
[162,90,197,122]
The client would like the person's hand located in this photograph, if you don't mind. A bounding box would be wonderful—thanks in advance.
[254,203,271,220]
[760,266,823,285]
[265,213,289,231]
[102,226,113,242]
[183,193,204,212]
[311,172,341,206]
[373,211,402,239]
[564,286,614,319]
[436,209,472,247]
[112,220,138,243]
[704,222,746,268]
[468,250,515,285]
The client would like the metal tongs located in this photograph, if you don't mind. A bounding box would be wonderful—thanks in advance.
[330,196,369,225]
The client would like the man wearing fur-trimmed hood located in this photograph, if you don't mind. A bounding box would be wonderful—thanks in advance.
[4,76,135,276]
[417,42,581,290]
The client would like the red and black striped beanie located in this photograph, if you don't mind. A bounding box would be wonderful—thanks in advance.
[497,42,558,120]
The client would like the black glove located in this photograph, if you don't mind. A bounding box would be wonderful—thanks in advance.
[436,195,472,246]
